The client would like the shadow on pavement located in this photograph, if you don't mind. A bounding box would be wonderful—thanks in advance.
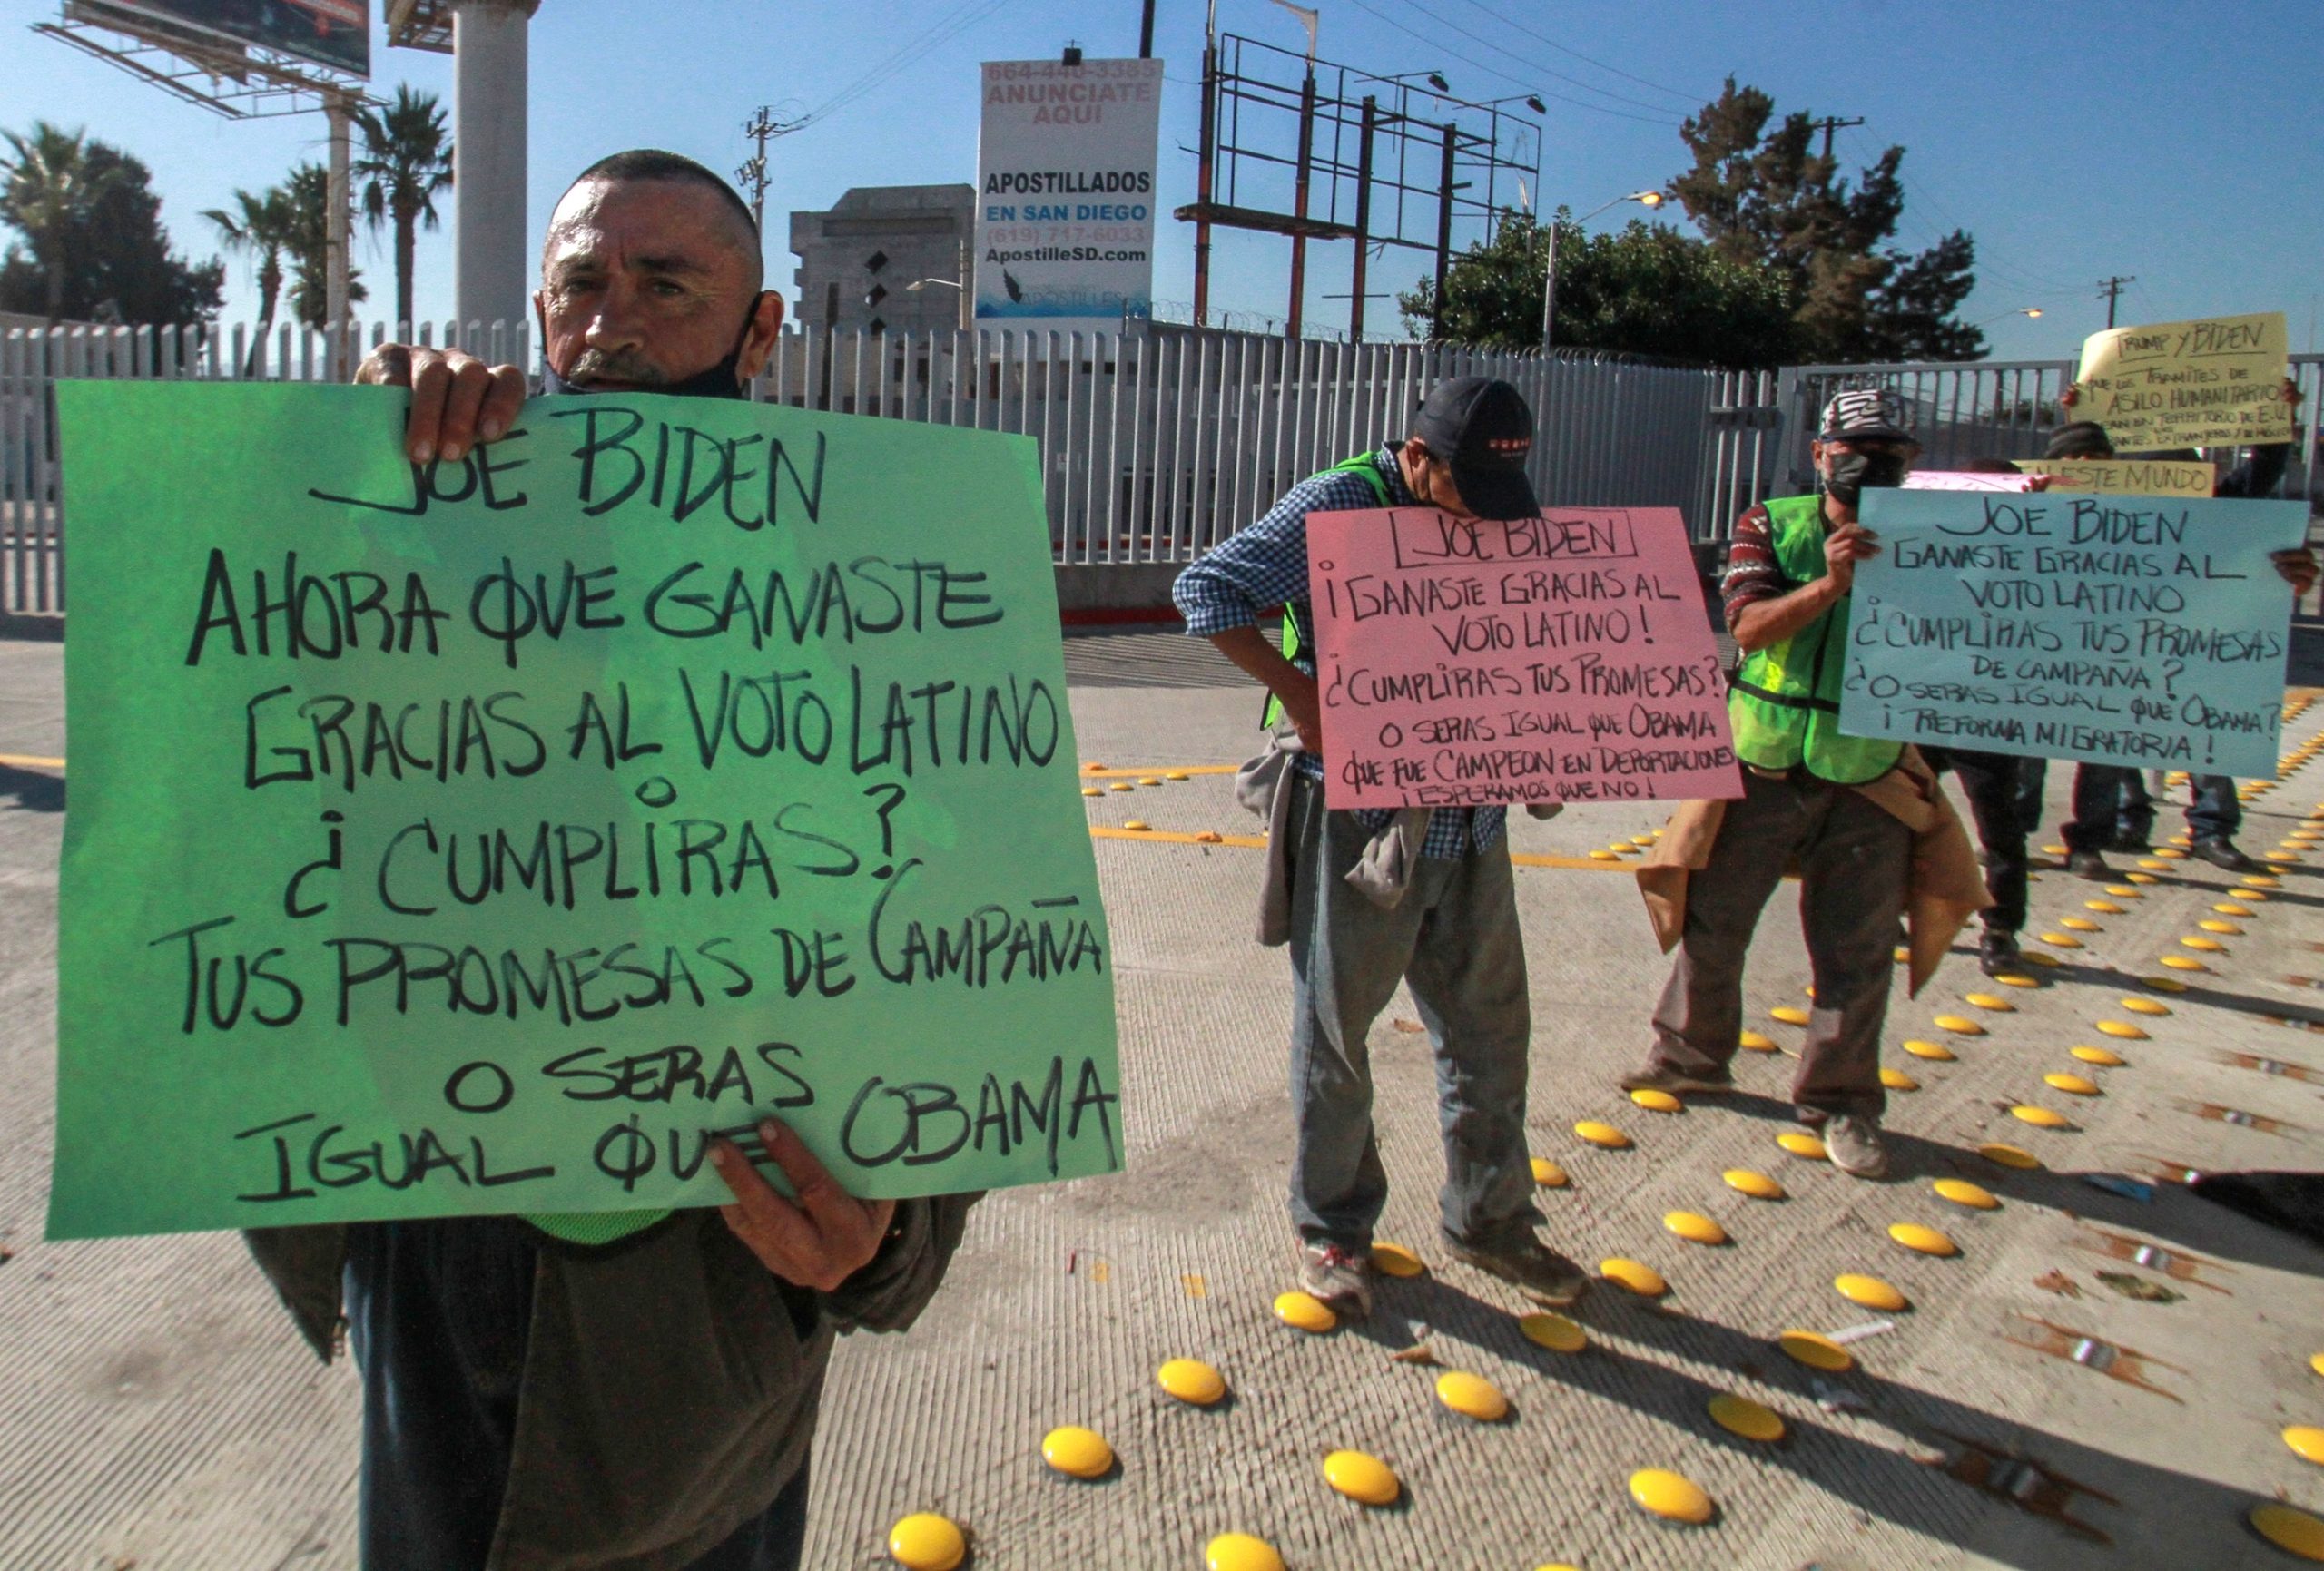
[2288,624,2324,687]
[1353,1248,2270,1566]
[1540,1296,2249,1565]
[1871,1125,2324,1282]
[0,761,62,813]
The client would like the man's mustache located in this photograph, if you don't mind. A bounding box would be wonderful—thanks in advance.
[562,346,670,386]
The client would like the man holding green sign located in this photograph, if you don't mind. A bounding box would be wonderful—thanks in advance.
[54,152,1117,1571]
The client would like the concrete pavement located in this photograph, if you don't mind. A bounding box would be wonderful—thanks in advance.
[4,630,2324,1569]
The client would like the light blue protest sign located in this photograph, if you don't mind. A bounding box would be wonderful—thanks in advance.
[1839,487,2308,776]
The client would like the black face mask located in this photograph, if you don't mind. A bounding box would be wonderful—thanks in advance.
[540,295,766,400]
[1823,447,1909,507]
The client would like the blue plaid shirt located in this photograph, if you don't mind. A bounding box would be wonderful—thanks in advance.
[1172,445,1505,859]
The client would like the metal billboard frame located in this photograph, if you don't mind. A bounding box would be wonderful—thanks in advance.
[1176,31,1541,342]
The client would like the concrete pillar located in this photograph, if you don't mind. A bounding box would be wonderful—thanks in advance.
[325,94,351,375]
[452,0,535,342]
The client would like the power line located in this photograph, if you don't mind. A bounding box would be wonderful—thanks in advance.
[793,0,1012,131]
[1444,0,1705,105]
[1377,0,1689,114]
[1837,126,2085,298]
[1336,0,1681,125]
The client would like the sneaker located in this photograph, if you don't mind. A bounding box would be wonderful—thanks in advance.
[2065,849,2112,880]
[2191,838,2263,873]
[1618,1065,1737,1095]
[1297,1242,1373,1319]
[1822,1113,1889,1179]
[1444,1233,1590,1305]
[1977,928,2023,978]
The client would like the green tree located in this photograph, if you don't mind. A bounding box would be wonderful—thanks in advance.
[1668,79,1982,363]
[0,123,119,321]
[1859,230,1984,361]
[283,162,366,331]
[1,130,221,326]
[204,184,295,363]
[353,86,453,332]
[1398,211,1799,368]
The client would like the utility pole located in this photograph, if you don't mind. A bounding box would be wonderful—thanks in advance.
[2097,275,2136,329]
[736,106,803,241]
[1138,0,1156,57]
[1193,0,1218,326]
[325,88,352,373]
[1287,65,1317,339]
[1430,123,1456,341]
[1807,114,1864,162]
[1348,95,1375,342]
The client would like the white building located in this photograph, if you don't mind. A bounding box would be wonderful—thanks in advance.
[788,184,975,336]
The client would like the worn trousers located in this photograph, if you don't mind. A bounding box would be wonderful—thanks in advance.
[345,1217,812,1571]
[2063,764,2240,851]
[1920,746,2034,934]
[1283,774,1539,1252]
[1649,769,1909,1121]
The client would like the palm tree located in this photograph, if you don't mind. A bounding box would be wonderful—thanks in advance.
[353,86,452,334]
[282,162,365,330]
[1,122,123,323]
[202,185,294,373]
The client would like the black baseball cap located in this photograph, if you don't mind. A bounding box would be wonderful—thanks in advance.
[2043,420,2115,459]
[1414,376,1540,520]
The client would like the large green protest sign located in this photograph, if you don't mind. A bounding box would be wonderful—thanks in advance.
[50,382,1121,1239]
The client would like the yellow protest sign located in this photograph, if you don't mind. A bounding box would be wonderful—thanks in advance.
[2074,311,2290,448]
[2020,457,2216,497]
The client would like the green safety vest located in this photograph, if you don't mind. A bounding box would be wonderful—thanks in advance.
[1725,493,1903,785]
[1263,452,1391,728]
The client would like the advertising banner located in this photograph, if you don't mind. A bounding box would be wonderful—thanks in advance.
[974,57,1163,337]
[78,0,369,77]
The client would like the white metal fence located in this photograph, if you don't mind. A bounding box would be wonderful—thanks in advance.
[1709,355,2324,530]
[10,321,2318,619]
[2,319,527,616]
[4,318,1727,615]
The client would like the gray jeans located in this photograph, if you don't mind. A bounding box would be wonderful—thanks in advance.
[1284,775,1538,1251]
[1649,769,1908,1121]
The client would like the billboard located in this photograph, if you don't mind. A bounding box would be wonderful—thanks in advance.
[974,57,1162,337]
[74,0,369,77]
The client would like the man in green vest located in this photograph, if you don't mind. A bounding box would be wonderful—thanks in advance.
[1619,388,1921,1178]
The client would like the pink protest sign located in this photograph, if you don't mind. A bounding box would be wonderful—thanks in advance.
[1903,470,2036,492]
[1306,506,1743,809]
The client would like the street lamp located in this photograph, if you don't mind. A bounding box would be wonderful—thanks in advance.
[904,279,962,290]
[1368,68,1451,93]
[1542,190,1664,351]
[1974,306,2044,327]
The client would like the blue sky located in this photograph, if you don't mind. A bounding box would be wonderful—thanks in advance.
[7,0,2319,362]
